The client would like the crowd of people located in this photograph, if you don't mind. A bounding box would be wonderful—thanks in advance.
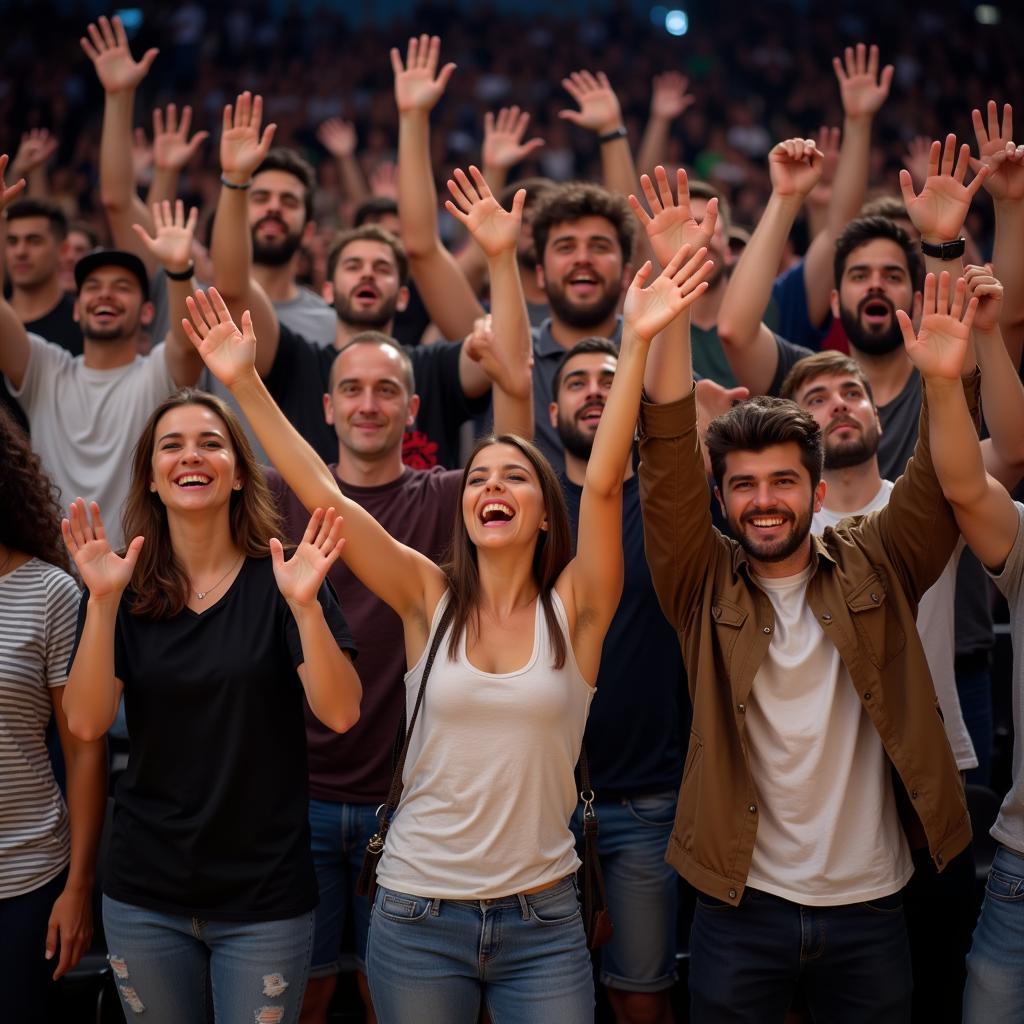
[2,5,1024,1024]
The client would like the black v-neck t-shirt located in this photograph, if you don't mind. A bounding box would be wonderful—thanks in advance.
[71,557,355,921]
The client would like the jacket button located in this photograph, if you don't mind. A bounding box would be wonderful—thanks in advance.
[911,789,919,800]
[737,703,745,713]
[712,606,721,619]
[762,626,772,634]
[870,592,880,603]
[748,804,757,814]
[728,889,737,899]
[864,691,872,701]
[821,611,832,622]
[936,853,944,866]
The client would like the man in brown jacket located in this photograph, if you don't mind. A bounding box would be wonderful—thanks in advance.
[638,271,978,1023]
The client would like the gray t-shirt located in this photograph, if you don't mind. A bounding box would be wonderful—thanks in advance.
[274,287,337,348]
[6,335,176,549]
[984,501,1024,855]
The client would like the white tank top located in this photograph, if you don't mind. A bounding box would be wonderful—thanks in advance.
[377,591,595,899]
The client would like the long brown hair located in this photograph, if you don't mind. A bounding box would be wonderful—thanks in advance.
[442,434,572,668]
[122,389,283,619]
[0,405,71,571]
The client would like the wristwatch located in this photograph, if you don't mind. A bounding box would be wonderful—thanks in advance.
[920,237,966,260]
[598,126,628,144]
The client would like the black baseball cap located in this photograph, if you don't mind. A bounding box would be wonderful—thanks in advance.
[74,249,150,301]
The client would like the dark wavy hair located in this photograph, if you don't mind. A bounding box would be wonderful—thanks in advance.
[0,405,70,571]
[442,434,572,668]
[122,389,283,619]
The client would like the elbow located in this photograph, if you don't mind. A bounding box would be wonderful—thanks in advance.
[64,712,109,744]
[322,704,360,735]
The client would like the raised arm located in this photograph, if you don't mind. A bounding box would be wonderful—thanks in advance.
[317,118,370,206]
[972,101,1024,368]
[81,15,160,271]
[148,103,208,207]
[182,288,445,632]
[0,158,31,388]
[444,166,532,434]
[61,499,144,740]
[10,129,58,198]
[717,138,823,394]
[130,199,203,385]
[802,43,892,326]
[211,92,280,376]
[873,272,980,598]
[566,244,712,646]
[636,72,694,179]
[898,271,1016,570]
[393,35,485,339]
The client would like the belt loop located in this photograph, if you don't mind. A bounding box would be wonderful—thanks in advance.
[430,898,441,917]
[517,891,529,920]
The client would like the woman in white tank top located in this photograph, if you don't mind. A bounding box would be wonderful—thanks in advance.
[183,166,713,1021]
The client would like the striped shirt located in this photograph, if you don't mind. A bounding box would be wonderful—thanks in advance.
[0,558,80,898]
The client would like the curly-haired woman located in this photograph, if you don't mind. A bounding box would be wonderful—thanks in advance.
[0,406,107,1023]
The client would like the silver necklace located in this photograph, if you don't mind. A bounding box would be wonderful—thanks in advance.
[193,554,243,600]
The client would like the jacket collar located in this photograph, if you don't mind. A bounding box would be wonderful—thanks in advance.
[729,530,837,578]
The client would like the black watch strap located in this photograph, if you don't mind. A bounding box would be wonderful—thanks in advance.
[598,126,628,144]
[920,237,966,261]
[164,262,196,282]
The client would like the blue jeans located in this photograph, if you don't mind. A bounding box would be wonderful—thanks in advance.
[307,798,378,975]
[366,875,593,1023]
[964,844,1024,1023]
[102,895,315,1023]
[570,790,678,992]
[689,886,912,1024]
[0,869,67,1024]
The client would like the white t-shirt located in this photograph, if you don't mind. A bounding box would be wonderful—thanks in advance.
[813,481,976,770]
[745,565,914,906]
[378,593,594,899]
[7,333,177,550]
[0,559,80,898]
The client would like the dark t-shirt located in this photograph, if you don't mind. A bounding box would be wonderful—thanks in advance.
[561,472,688,797]
[268,465,461,804]
[265,325,486,470]
[70,557,355,921]
[767,333,816,397]
[27,292,82,357]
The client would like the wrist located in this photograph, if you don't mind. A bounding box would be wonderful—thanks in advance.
[842,112,874,129]
[923,373,963,391]
[164,261,195,281]
[597,124,627,142]
[87,592,123,611]
[220,172,252,190]
[288,597,325,620]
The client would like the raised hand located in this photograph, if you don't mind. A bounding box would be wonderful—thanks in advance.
[131,200,198,273]
[80,14,158,94]
[769,137,825,198]
[131,128,153,185]
[369,161,398,198]
[390,34,456,114]
[153,104,208,172]
[629,165,718,269]
[900,134,988,242]
[623,244,714,342]
[559,70,623,135]
[10,128,58,178]
[220,92,276,184]
[317,118,358,159]
[649,72,695,121]
[963,263,1004,335]
[271,507,346,608]
[807,126,841,209]
[482,106,544,172]
[0,154,28,214]
[832,43,893,120]
[445,165,525,258]
[897,272,978,380]
[61,499,144,599]
[971,101,1024,203]
[182,287,258,388]
[902,135,933,191]
[696,379,750,439]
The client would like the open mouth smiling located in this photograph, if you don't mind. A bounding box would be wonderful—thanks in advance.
[480,501,516,526]
[174,473,212,488]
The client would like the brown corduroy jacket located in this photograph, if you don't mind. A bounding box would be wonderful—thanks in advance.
[637,378,976,906]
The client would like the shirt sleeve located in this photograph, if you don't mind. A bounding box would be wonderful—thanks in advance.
[769,261,830,350]
[45,570,82,688]
[283,578,358,671]
[986,501,1024,602]
[137,343,177,403]
[6,332,70,411]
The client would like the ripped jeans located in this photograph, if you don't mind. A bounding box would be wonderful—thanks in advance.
[101,895,314,1023]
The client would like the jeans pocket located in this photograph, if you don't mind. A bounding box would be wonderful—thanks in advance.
[985,868,1024,902]
[626,793,677,828]
[695,892,733,912]
[528,882,583,926]
[375,889,433,923]
[862,891,904,914]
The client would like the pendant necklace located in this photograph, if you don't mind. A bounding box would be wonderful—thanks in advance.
[193,554,243,600]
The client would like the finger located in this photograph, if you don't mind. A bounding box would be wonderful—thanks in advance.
[123,536,145,574]
[259,123,277,153]
[139,49,159,76]
[962,295,980,334]
[222,103,233,136]
[831,56,846,84]
[302,507,325,546]
[180,105,193,137]
[627,193,652,227]
[878,64,894,95]
[509,188,526,220]
[240,309,257,346]
[185,206,198,234]
[111,13,128,47]
[898,169,918,208]
[867,43,879,79]
[251,94,263,131]
[558,110,584,126]
[269,537,284,569]
[153,106,164,138]
[182,317,204,351]
[468,165,491,198]
[895,309,916,347]
[927,139,941,178]
[87,22,106,53]
[190,290,216,331]
[45,916,59,966]
[207,287,234,325]
[700,197,719,241]
[98,15,116,48]
[484,111,494,135]
[130,222,152,247]
[676,166,691,206]
[966,163,989,199]
[855,42,867,75]
[844,46,855,77]
[665,244,697,279]
[655,164,675,210]
[948,274,966,319]
[639,172,660,214]
[174,198,184,226]
[953,143,972,183]
[90,502,108,543]
[317,507,340,549]
[161,199,173,226]
[940,134,957,177]
[445,176,472,213]
[923,272,937,314]
[443,199,469,224]
[1003,103,1013,142]
[80,36,100,63]
[972,107,988,148]
[988,99,1000,141]
[424,35,440,74]
[165,103,178,134]
[389,47,404,76]
[61,518,77,555]
[632,260,654,290]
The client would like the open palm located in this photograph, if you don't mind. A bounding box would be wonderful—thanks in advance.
[623,244,713,341]
[80,15,157,93]
[899,273,977,381]
[132,200,198,270]
[220,92,276,179]
[391,35,455,113]
[900,135,987,240]
[272,509,346,608]
[833,43,893,119]
[445,166,523,257]
[630,166,717,269]
[971,102,1024,202]
[61,499,143,599]
[182,288,257,389]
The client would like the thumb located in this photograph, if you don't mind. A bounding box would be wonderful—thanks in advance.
[241,309,257,346]
[558,109,584,125]
[898,169,917,208]
[186,131,210,156]
[123,536,145,572]
[632,260,653,290]
[725,386,750,403]
[45,913,59,961]
[522,137,545,155]
[139,48,159,74]
[270,537,284,569]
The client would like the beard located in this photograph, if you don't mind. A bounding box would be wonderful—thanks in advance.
[333,289,399,331]
[81,312,139,343]
[823,418,881,470]
[545,277,621,330]
[555,405,601,461]
[840,294,904,357]
[729,501,814,565]
[251,217,304,266]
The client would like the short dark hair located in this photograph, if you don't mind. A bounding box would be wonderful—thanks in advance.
[253,148,316,225]
[705,396,824,492]
[859,194,908,222]
[67,220,100,248]
[779,350,875,406]
[834,216,922,291]
[687,179,732,236]
[331,330,415,394]
[353,196,398,227]
[327,225,409,286]
[531,182,635,266]
[551,337,619,401]
[6,198,68,241]
[500,176,556,213]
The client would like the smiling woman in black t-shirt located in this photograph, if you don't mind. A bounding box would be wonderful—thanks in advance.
[62,389,361,1024]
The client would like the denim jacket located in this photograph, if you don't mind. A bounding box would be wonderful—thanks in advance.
[637,377,977,905]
